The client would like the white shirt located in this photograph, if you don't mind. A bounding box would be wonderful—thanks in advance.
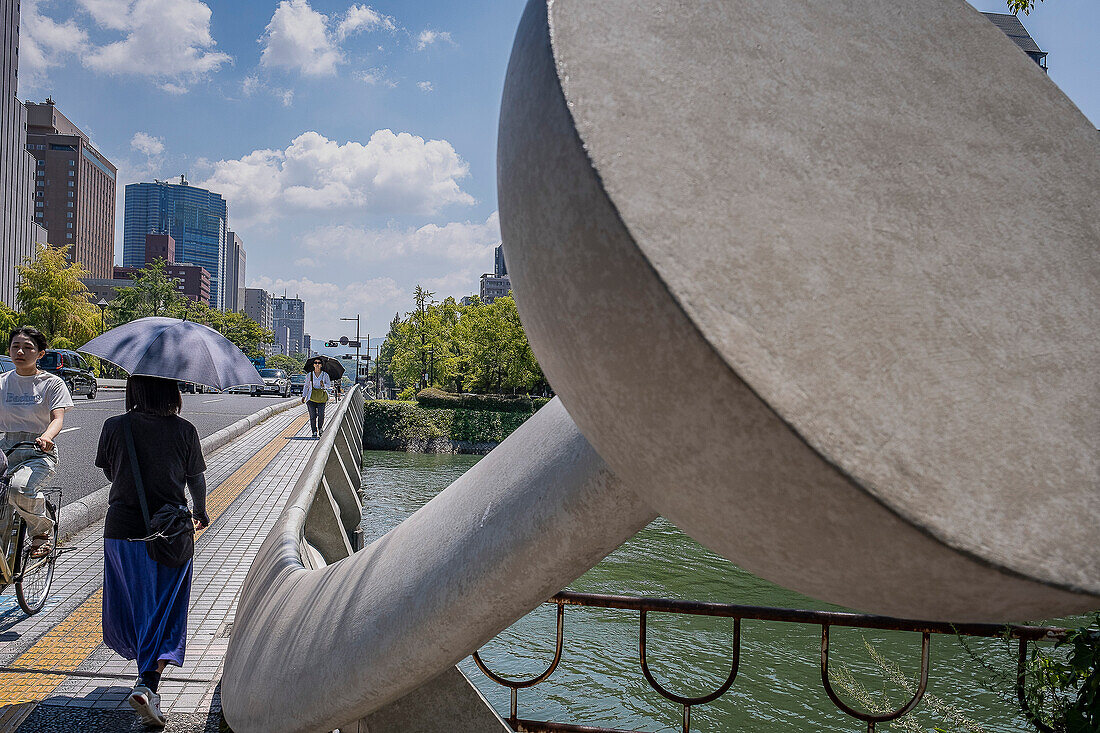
[303,371,333,401]
[0,370,74,434]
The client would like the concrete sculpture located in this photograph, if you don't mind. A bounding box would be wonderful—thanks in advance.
[498,0,1098,620]
[223,1,1098,729]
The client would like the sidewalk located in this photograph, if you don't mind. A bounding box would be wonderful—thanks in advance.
[0,405,315,732]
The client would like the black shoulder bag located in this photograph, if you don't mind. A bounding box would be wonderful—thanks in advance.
[122,413,195,568]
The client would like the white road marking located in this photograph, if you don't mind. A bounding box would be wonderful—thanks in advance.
[59,427,81,434]
[203,398,225,403]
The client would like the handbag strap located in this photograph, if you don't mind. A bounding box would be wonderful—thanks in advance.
[121,412,153,535]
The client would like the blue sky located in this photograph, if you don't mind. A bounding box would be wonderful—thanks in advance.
[17,0,1099,347]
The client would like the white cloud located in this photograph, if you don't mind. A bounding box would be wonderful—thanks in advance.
[336,4,396,41]
[416,80,433,92]
[281,89,294,107]
[259,0,340,77]
[241,74,262,96]
[247,275,406,338]
[416,29,453,51]
[303,212,500,265]
[130,131,165,156]
[18,0,89,90]
[259,1,398,77]
[82,0,232,90]
[197,129,475,226]
[294,257,318,267]
[358,68,397,87]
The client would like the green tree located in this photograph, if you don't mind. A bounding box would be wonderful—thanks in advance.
[0,301,22,338]
[107,259,185,323]
[455,295,544,394]
[16,244,100,347]
[186,303,273,358]
[267,353,306,373]
[1007,0,1043,14]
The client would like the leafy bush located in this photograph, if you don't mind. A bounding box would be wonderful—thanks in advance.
[415,387,548,413]
[363,399,536,451]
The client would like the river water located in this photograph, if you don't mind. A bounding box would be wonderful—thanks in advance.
[360,450,1074,732]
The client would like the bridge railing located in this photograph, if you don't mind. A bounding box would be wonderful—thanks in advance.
[471,591,1070,733]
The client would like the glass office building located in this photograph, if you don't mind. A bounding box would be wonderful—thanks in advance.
[124,180,228,309]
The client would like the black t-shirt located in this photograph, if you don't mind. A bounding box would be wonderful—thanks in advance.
[96,412,206,540]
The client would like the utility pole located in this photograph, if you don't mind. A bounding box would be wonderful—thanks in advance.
[340,315,360,385]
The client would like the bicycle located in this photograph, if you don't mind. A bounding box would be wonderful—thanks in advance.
[0,442,61,615]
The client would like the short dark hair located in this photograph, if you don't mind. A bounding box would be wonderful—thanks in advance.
[8,326,47,352]
[126,375,182,416]
[308,357,323,368]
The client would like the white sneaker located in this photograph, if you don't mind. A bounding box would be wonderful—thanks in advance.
[129,684,167,728]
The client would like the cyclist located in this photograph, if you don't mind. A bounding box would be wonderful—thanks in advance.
[0,327,73,558]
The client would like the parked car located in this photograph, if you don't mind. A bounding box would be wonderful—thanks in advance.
[256,368,290,397]
[38,349,98,399]
[0,355,13,373]
[178,381,197,393]
[289,373,307,396]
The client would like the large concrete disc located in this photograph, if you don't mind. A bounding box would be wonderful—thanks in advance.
[498,0,1099,620]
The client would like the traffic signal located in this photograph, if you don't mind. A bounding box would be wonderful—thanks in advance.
[324,340,338,348]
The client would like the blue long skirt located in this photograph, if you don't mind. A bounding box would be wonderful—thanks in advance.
[102,539,191,674]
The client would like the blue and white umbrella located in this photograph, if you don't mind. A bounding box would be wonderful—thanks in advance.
[79,317,264,391]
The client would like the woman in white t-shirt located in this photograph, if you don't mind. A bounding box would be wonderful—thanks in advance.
[0,327,74,557]
[302,357,333,439]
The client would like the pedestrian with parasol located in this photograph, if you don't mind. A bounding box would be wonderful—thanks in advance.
[80,317,264,728]
[302,356,342,438]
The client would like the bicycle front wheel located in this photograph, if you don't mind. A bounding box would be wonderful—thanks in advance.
[17,503,57,615]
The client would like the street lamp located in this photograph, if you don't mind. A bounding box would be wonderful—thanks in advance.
[96,297,109,334]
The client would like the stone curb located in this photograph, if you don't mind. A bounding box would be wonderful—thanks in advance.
[58,397,302,543]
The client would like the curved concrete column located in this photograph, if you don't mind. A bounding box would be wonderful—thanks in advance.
[498,0,1099,620]
[222,399,655,733]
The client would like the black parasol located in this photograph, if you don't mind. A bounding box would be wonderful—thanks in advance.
[305,355,345,381]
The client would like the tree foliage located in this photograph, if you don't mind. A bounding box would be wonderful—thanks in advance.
[267,353,307,373]
[105,260,272,357]
[1007,0,1043,15]
[0,301,22,337]
[380,286,547,396]
[107,259,186,323]
[16,244,100,347]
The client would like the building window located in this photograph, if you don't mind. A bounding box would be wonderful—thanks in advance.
[67,181,74,187]
[37,160,45,165]
[35,212,43,218]
[66,202,73,208]
[67,171,75,177]
[36,171,44,177]
[66,212,73,218]
[68,160,75,166]
[66,223,73,229]
[66,233,73,239]
[67,192,73,198]
[35,202,44,208]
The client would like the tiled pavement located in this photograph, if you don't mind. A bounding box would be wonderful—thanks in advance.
[0,405,318,732]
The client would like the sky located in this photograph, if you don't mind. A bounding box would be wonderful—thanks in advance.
[16,0,1100,352]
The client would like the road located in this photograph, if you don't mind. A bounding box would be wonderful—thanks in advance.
[45,390,298,506]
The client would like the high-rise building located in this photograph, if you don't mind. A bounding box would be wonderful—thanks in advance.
[143,232,174,264]
[243,287,273,332]
[24,99,117,279]
[272,295,305,356]
[983,13,1047,70]
[124,179,229,309]
[114,264,210,305]
[494,244,507,277]
[224,231,245,312]
[0,0,46,306]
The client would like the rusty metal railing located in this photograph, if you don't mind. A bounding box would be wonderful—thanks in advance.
[471,591,1069,733]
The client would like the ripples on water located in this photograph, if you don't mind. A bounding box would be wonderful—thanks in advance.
[360,450,1078,732]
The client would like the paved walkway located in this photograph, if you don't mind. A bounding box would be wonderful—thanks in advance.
[0,406,315,732]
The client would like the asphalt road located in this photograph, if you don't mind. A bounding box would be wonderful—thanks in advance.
[45,390,298,506]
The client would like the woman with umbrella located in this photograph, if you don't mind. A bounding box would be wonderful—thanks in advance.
[303,356,335,439]
[81,317,263,728]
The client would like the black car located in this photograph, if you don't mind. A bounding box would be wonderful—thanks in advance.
[289,373,307,396]
[38,349,98,399]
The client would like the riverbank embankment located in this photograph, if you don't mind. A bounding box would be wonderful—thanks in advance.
[363,391,548,453]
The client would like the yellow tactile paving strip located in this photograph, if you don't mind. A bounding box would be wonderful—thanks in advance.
[0,411,309,707]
